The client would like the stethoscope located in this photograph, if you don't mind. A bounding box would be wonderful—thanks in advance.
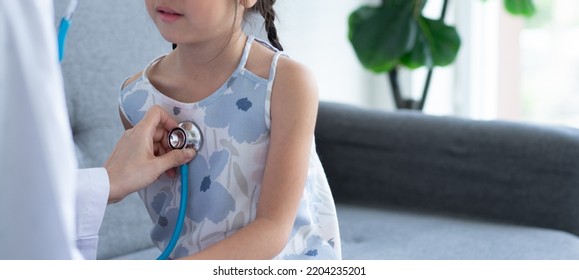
[57,0,203,260]
[158,122,203,260]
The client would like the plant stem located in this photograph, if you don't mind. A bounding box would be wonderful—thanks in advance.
[419,0,449,110]
[388,68,405,109]
[386,0,450,110]
[440,0,449,21]
[419,69,433,110]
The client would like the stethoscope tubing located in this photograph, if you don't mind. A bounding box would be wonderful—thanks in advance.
[156,164,189,260]
[57,0,79,61]
[157,122,202,259]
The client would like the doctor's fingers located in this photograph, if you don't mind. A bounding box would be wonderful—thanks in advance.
[139,105,179,136]
[154,143,178,178]
[153,141,164,156]
[153,125,172,151]
[155,148,196,178]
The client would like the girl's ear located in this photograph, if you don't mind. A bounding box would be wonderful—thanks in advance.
[240,0,257,9]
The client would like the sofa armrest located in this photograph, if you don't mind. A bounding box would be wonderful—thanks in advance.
[315,102,579,236]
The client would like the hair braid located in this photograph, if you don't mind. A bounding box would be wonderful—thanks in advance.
[253,0,283,51]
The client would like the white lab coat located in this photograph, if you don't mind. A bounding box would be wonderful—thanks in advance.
[0,0,108,259]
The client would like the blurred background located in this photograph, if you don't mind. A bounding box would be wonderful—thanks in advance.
[57,0,579,128]
[273,0,579,128]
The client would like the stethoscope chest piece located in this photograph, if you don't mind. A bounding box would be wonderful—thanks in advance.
[168,121,203,151]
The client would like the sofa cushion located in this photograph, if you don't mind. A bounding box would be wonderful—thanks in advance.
[105,204,579,260]
[111,247,161,260]
[338,205,579,260]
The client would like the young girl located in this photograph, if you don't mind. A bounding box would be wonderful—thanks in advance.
[118,0,341,259]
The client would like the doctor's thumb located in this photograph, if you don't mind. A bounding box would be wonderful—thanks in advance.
[158,148,196,170]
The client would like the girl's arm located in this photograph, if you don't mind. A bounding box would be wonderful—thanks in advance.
[180,57,319,259]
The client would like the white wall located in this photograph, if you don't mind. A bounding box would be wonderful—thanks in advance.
[272,0,395,110]
[269,0,464,113]
[249,1,481,114]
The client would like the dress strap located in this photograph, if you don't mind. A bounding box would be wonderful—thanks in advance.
[238,35,255,70]
[267,51,286,90]
[265,50,287,129]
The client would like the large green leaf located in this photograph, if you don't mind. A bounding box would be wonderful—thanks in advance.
[348,0,531,73]
[348,1,416,73]
[504,0,536,17]
[400,21,430,69]
[401,17,461,69]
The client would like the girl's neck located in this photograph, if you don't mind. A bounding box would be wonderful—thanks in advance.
[167,32,247,78]
[147,31,248,103]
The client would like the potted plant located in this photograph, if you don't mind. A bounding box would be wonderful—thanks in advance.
[348,0,536,110]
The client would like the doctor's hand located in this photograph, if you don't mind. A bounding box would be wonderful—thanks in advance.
[104,106,196,204]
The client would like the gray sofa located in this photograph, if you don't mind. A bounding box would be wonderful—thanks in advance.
[317,103,579,259]
[56,0,579,260]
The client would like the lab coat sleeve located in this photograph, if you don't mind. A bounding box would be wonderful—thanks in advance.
[76,168,110,260]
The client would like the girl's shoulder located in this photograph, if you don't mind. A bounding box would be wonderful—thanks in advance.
[121,54,167,91]
[272,56,318,105]
[261,49,318,116]
[246,40,315,90]
[121,71,143,91]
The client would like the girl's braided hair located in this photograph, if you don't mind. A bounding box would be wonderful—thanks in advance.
[250,0,283,51]
[173,1,283,51]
